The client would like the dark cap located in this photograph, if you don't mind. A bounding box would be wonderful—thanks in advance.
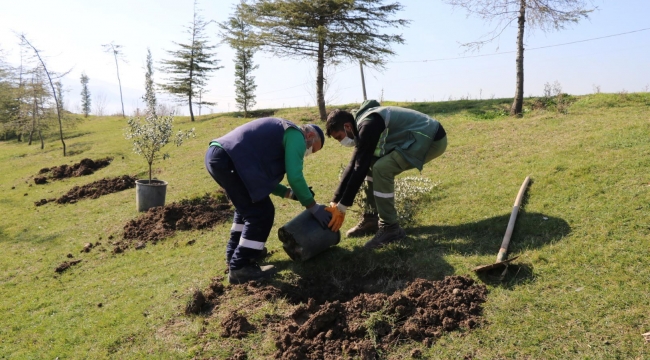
[310,124,325,147]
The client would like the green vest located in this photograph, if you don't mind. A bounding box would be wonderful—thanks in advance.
[354,100,440,171]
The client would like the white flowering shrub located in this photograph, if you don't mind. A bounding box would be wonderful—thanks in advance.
[393,176,438,226]
[341,165,438,226]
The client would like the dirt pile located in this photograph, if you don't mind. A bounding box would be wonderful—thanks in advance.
[122,193,232,244]
[34,175,136,206]
[272,276,487,359]
[193,275,487,359]
[34,157,113,183]
[221,312,256,339]
[55,259,82,273]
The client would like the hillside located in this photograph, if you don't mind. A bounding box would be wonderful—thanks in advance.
[1,93,649,358]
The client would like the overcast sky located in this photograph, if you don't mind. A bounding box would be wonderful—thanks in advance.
[1,0,648,115]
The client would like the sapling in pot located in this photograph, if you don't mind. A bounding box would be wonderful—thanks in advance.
[125,49,195,211]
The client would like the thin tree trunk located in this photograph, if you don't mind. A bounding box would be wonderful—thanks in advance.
[243,57,248,118]
[316,39,326,121]
[114,55,125,118]
[360,61,367,101]
[510,0,526,117]
[28,94,36,145]
[149,162,153,183]
[22,36,66,155]
[39,129,44,149]
[188,94,195,122]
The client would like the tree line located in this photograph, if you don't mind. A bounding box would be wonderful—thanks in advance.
[1,0,594,154]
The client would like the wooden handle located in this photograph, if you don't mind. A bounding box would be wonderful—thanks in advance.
[496,176,531,263]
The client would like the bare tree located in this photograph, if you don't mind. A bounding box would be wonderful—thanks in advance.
[94,92,108,116]
[304,64,339,107]
[102,42,126,117]
[19,34,68,156]
[443,0,594,116]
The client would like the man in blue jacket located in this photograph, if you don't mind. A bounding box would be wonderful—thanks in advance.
[205,118,331,284]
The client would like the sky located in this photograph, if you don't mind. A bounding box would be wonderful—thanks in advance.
[0,0,648,116]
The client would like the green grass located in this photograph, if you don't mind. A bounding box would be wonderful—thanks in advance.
[1,93,649,358]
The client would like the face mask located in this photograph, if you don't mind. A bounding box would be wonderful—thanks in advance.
[339,137,355,147]
[339,127,355,147]
[304,146,313,157]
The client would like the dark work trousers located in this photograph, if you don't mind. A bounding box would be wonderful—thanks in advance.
[204,146,275,270]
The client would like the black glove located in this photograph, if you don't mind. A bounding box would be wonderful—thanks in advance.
[308,204,332,229]
[289,186,315,201]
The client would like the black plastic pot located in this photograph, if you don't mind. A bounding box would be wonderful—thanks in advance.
[278,209,340,261]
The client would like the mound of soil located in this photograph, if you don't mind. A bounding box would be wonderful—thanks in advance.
[273,276,487,359]
[34,175,136,206]
[194,275,487,359]
[35,157,113,184]
[55,259,82,273]
[226,349,248,360]
[221,312,256,339]
[122,194,232,244]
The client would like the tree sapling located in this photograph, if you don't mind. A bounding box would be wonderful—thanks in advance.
[125,49,195,182]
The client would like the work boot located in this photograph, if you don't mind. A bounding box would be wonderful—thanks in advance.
[346,213,379,238]
[225,247,269,273]
[228,263,277,284]
[363,223,406,249]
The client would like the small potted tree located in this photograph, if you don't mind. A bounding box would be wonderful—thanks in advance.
[125,49,194,211]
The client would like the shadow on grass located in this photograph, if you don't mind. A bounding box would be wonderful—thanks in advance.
[1,228,62,245]
[410,211,569,257]
[267,211,569,304]
[474,262,535,289]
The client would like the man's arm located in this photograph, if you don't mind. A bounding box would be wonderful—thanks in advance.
[332,115,385,207]
[282,127,316,206]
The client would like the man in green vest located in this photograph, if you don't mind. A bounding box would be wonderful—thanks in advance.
[324,100,447,249]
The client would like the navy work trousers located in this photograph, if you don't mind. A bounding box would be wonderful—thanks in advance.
[204,146,274,270]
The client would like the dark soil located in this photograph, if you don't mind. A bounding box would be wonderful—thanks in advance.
[121,193,232,244]
[35,157,113,184]
[186,290,207,315]
[272,276,487,359]
[196,275,487,359]
[279,262,414,306]
[55,259,82,273]
[34,175,136,206]
[221,312,256,339]
[226,349,248,360]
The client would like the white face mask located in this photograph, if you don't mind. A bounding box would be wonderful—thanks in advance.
[339,137,355,147]
[304,146,313,157]
[339,127,356,147]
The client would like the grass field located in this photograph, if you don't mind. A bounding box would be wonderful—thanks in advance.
[1,93,649,359]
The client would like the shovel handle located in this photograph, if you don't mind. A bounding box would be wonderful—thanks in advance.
[496,176,531,263]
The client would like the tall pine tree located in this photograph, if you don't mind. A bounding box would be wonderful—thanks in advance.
[80,72,91,117]
[221,5,258,118]
[230,0,408,121]
[160,0,221,122]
